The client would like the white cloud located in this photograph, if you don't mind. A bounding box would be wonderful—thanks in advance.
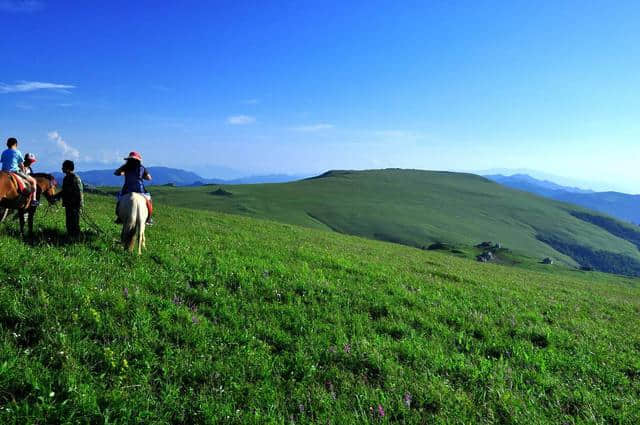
[290,124,335,132]
[0,0,43,12]
[227,115,256,125]
[48,131,80,160]
[0,81,75,94]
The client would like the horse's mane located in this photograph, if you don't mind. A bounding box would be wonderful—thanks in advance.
[32,173,55,180]
[32,173,57,186]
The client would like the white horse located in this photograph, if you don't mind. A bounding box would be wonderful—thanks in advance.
[117,193,148,254]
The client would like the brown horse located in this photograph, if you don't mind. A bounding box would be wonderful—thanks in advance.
[0,172,58,237]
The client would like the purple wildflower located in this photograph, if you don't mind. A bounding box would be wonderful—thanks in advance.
[403,392,412,408]
[173,295,182,306]
[377,404,385,418]
[189,302,198,313]
[343,343,351,354]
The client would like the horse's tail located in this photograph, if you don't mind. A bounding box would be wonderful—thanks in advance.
[135,199,146,255]
[120,197,137,252]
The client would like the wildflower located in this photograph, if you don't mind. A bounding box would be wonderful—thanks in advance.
[403,392,412,408]
[173,295,182,306]
[192,315,200,324]
[343,343,351,354]
[49,391,55,398]
[123,287,129,298]
[298,404,305,414]
[377,404,385,418]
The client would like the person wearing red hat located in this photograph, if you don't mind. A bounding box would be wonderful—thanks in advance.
[114,151,153,224]
[23,153,37,175]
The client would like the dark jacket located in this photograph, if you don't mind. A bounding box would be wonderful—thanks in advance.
[55,173,84,208]
[117,164,149,195]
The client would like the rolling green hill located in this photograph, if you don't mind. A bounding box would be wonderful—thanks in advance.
[149,169,640,276]
[0,193,638,423]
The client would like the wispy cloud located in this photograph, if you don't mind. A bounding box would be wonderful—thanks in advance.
[15,102,34,110]
[373,130,425,142]
[241,99,260,105]
[227,115,256,125]
[48,131,80,160]
[0,81,75,94]
[0,0,43,12]
[290,124,335,132]
[150,84,172,92]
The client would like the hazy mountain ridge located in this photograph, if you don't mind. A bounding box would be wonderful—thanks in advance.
[486,174,640,225]
[50,167,304,187]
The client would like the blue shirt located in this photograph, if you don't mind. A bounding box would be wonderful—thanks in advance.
[1,149,24,172]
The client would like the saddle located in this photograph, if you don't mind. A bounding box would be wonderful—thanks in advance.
[7,172,33,195]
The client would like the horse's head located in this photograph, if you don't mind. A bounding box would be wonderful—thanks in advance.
[32,173,58,205]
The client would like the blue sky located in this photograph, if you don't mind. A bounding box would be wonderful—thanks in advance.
[1,1,640,191]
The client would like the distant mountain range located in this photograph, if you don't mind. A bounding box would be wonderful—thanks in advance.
[486,174,640,225]
[50,167,304,187]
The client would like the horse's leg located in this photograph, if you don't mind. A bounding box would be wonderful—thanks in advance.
[28,207,34,237]
[0,207,7,223]
[18,209,25,237]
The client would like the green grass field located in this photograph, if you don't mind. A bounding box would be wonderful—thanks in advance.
[0,191,638,423]
[149,169,640,276]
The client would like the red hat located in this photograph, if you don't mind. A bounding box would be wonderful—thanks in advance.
[124,151,143,162]
[24,153,37,163]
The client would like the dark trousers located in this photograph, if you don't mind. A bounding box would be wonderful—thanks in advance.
[65,207,81,237]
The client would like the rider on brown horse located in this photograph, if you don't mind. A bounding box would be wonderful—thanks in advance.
[0,138,38,208]
[0,170,57,237]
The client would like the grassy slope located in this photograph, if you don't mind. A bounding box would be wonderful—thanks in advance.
[150,169,640,269]
[0,193,638,424]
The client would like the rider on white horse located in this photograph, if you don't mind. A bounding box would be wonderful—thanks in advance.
[114,151,153,225]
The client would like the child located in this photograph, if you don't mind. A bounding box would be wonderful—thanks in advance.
[54,160,84,237]
[114,151,153,225]
[1,138,39,207]
[23,153,36,175]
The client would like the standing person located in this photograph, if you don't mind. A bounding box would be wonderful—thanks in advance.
[54,160,83,238]
[1,138,39,207]
[114,151,153,225]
